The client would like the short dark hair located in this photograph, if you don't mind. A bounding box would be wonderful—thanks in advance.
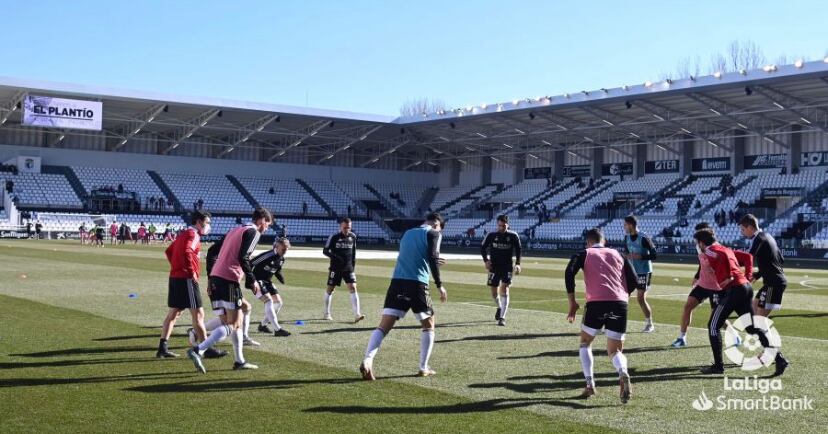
[252,207,273,223]
[739,214,759,229]
[339,217,352,224]
[426,212,444,228]
[496,214,509,223]
[694,228,717,246]
[585,228,604,244]
[191,210,211,225]
[624,215,638,227]
[274,237,290,248]
[694,221,711,231]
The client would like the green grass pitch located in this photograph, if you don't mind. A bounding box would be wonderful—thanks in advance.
[1,240,826,433]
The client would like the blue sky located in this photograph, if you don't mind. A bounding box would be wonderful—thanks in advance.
[3,1,827,116]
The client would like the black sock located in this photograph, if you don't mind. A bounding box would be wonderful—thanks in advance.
[158,339,167,350]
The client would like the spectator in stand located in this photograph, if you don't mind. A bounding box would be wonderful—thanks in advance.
[347,205,352,217]
[302,201,308,216]
[269,187,275,194]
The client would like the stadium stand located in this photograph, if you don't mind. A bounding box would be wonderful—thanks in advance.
[236,176,327,216]
[71,166,167,203]
[157,172,253,213]
[0,171,82,209]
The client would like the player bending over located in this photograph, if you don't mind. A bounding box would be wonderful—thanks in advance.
[565,228,637,403]
[252,237,292,337]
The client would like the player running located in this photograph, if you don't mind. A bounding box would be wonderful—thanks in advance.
[565,228,637,403]
[622,216,657,333]
[109,221,118,245]
[156,211,223,359]
[739,214,787,317]
[186,207,273,373]
[670,222,752,348]
[359,212,447,380]
[253,237,292,337]
[322,218,364,323]
[480,214,522,326]
[693,228,789,376]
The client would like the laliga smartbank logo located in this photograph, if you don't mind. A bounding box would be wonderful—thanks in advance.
[691,314,814,412]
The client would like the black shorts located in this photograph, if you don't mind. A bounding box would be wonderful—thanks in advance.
[689,286,723,308]
[635,273,652,291]
[382,278,434,320]
[255,280,279,297]
[167,277,202,309]
[582,301,628,340]
[755,284,786,310]
[487,267,513,287]
[327,269,356,287]
[208,276,244,313]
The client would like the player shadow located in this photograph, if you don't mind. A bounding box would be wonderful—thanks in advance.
[92,334,163,341]
[304,397,614,414]
[498,345,688,360]
[302,321,491,335]
[0,357,158,370]
[10,345,185,358]
[470,366,706,395]
[436,332,575,344]
[0,372,196,388]
[767,312,828,319]
[125,377,363,394]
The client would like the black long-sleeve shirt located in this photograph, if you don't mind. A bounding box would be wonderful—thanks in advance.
[564,248,639,294]
[323,231,357,272]
[748,231,786,286]
[480,230,522,268]
[426,228,443,288]
[251,250,286,284]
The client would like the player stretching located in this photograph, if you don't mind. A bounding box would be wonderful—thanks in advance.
[739,214,787,318]
[623,216,657,332]
[253,237,292,337]
[186,207,272,373]
[480,214,522,326]
[565,228,637,403]
[360,212,447,380]
[322,218,364,323]
[670,223,752,348]
[156,211,219,358]
[693,229,789,376]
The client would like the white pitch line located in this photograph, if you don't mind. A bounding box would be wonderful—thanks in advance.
[799,279,828,290]
[459,301,828,343]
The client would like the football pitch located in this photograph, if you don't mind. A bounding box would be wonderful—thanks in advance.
[1,240,826,433]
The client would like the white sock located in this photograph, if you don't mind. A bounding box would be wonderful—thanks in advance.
[493,295,502,310]
[350,292,361,316]
[611,351,628,375]
[419,329,435,371]
[265,300,281,331]
[274,301,283,315]
[678,331,687,340]
[364,328,386,361]
[231,327,245,364]
[324,292,333,316]
[501,294,510,319]
[204,317,222,332]
[645,317,653,326]
[579,344,595,387]
[243,309,251,339]
[197,324,229,353]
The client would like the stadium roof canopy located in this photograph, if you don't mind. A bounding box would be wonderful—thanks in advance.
[2,59,828,170]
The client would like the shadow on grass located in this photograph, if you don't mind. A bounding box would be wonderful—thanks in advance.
[437,332,574,344]
[498,345,697,360]
[0,372,196,388]
[472,366,708,394]
[92,334,162,342]
[304,397,614,414]
[11,345,188,358]
[768,312,828,319]
[125,377,364,393]
[0,357,159,369]
[301,321,492,335]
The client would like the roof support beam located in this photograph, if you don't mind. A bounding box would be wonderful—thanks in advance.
[110,104,167,151]
[268,119,333,161]
[316,125,383,164]
[752,85,828,134]
[631,100,730,153]
[160,108,221,154]
[216,113,281,159]
[0,91,26,127]
[361,134,413,167]
[686,93,789,149]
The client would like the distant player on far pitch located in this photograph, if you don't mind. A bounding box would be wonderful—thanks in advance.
[322,218,364,323]
[622,215,657,332]
[480,214,522,326]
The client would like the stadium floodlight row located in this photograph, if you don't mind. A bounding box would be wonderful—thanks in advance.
[2,60,828,256]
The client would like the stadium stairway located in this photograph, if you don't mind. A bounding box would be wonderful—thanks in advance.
[763,175,828,234]
[633,175,695,215]
[146,171,182,211]
[455,184,504,218]
[415,187,439,214]
[525,179,579,211]
[558,178,615,216]
[434,185,489,214]
[692,175,757,219]
[43,165,86,203]
[296,179,336,217]
[364,183,404,218]
[226,175,260,209]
